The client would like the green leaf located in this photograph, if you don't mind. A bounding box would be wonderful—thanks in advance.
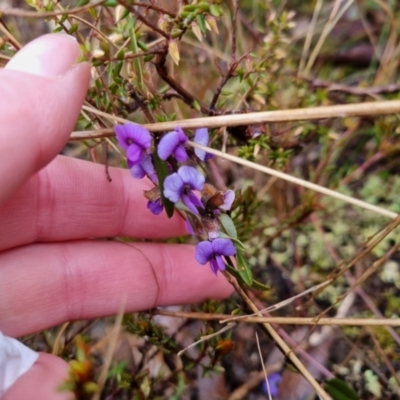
[75,0,89,7]
[210,4,223,17]
[103,0,118,6]
[152,153,174,218]
[113,60,123,77]
[196,14,206,32]
[192,100,201,111]
[325,378,359,400]
[226,265,267,290]
[250,279,270,291]
[69,23,79,34]
[236,249,253,285]
[219,214,237,239]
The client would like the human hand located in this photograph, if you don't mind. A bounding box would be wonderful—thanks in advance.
[0,34,232,399]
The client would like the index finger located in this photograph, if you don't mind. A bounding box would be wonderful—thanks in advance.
[0,156,187,251]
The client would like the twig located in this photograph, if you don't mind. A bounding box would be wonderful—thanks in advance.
[70,100,400,139]
[153,309,400,327]
[188,141,398,220]
[92,298,126,400]
[177,322,236,357]
[132,1,176,17]
[223,273,332,400]
[255,332,271,400]
[0,0,105,17]
[303,0,354,75]
[118,0,170,40]
[154,46,212,114]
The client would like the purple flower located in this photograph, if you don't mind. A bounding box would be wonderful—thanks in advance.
[194,128,214,161]
[185,218,196,235]
[220,190,235,210]
[195,238,236,275]
[147,198,163,215]
[164,166,205,214]
[157,127,188,162]
[115,123,152,165]
[128,154,158,183]
[261,372,282,398]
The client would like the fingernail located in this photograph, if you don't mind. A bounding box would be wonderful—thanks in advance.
[5,34,82,77]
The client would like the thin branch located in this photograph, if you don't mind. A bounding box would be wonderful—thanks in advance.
[153,310,400,327]
[223,273,331,400]
[118,0,170,39]
[154,47,212,114]
[132,1,176,17]
[177,322,236,357]
[0,0,105,17]
[188,141,398,220]
[70,100,400,139]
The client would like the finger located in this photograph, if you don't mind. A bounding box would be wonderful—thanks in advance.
[0,156,188,251]
[3,353,70,400]
[0,34,90,205]
[0,241,233,337]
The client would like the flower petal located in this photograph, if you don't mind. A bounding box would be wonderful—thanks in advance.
[157,131,180,160]
[115,124,131,150]
[185,218,195,235]
[211,238,236,257]
[220,190,235,210]
[141,155,158,183]
[164,172,184,203]
[214,255,226,272]
[194,128,214,161]
[129,162,146,179]
[157,128,188,161]
[147,199,163,215]
[115,123,151,151]
[178,166,205,191]
[173,145,188,162]
[126,143,143,165]
[182,193,201,214]
[195,241,214,265]
[209,259,220,275]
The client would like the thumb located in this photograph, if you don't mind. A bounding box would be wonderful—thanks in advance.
[3,353,72,400]
[0,34,90,204]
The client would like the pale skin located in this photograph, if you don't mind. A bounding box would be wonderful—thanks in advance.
[0,34,232,399]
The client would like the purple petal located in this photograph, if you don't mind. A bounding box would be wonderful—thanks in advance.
[177,166,205,191]
[195,241,214,264]
[208,230,220,240]
[126,143,143,165]
[182,193,201,214]
[115,124,131,150]
[209,259,220,275]
[173,145,188,162]
[194,128,214,161]
[147,198,163,215]
[211,238,236,257]
[141,155,158,183]
[175,126,187,141]
[262,372,282,397]
[157,129,188,161]
[185,219,195,235]
[164,173,184,203]
[220,190,235,210]
[129,162,146,179]
[214,255,226,272]
[115,123,151,151]
[128,154,157,181]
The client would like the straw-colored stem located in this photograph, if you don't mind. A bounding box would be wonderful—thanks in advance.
[189,141,398,220]
[70,100,400,140]
[224,273,332,400]
[154,310,400,327]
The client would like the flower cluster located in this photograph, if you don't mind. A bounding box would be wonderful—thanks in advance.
[115,123,237,275]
